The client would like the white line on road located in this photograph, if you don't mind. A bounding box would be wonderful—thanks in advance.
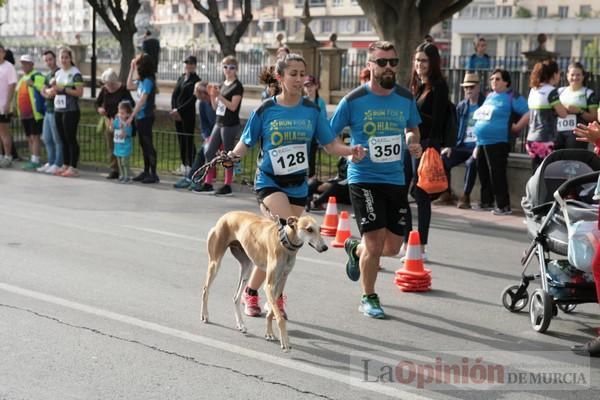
[0,282,433,400]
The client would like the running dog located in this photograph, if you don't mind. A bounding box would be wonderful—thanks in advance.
[200,211,328,352]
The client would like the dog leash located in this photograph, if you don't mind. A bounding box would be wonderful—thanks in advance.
[257,198,303,252]
[190,151,238,184]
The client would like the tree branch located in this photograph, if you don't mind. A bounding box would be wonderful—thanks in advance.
[190,0,208,15]
[439,0,472,21]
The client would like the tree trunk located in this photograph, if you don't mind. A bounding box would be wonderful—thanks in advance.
[118,35,136,82]
[220,38,236,57]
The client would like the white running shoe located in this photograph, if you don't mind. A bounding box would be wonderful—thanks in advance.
[37,163,50,172]
[45,165,60,174]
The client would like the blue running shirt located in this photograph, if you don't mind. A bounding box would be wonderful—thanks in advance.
[241,97,336,198]
[329,84,421,185]
[473,91,528,145]
[135,78,155,120]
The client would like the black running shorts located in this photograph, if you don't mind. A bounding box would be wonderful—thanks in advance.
[349,183,409,235]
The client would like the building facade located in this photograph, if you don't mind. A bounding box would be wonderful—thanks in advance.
[452,0,600,60]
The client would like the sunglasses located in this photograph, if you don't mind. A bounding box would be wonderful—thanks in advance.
[489,77,503,81]
[369,58,399,68]
[223,64,237,70]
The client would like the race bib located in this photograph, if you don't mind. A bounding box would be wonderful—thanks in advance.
[54,95,66,110]
[368,135,403,163]
[557,114,577,132]
[113,129,124,144]
[269,144,308,175]
[464,126,476,143]
[473,105,494,121]
[216,101,226,116]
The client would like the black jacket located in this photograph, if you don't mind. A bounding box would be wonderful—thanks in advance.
[171,73,201,116]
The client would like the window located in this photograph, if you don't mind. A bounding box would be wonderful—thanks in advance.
[332,0,344,6]
[357,18,372,33]
[505,37,521,57]
[461,38,474,55]
[295,0,325,6]
[558,6,568,18]
[459,6,472,17]
[554,38,572,57]
[194,23,205,36]
[338,18,354,34]
[171,4,178,14]
[479,6,495,18]
[321,19,333,34]
[537,6,547,18]
[485,38,497,57]
[579,5,592,17]
[498,6,512,17]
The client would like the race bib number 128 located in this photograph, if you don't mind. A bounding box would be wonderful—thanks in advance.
[269,144,308,175]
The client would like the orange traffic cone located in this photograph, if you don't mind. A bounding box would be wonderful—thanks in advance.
[394,230,432,292]
[331,211,351,247]
[320,196,338,237]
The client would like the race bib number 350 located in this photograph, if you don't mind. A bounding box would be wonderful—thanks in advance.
[269,144,308,175]
[368,136,403,163]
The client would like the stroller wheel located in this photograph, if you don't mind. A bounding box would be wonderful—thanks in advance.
[558,304,577,314]
[530,289,553,333]
[501,284,529,312]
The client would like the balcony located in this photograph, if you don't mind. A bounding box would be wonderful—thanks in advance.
[453,17,600,35]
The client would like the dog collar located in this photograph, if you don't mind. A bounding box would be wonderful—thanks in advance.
[277,221,303,252]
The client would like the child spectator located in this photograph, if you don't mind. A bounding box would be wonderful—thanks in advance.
[111,101,134,183]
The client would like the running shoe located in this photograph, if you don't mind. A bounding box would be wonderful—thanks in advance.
[242,291,261,317]
[214,184,233,196]
[359,293,385,319]
[36,163,50,172]
[344,238,360,281]
[264,295,288,320]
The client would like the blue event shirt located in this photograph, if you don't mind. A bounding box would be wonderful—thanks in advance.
[240,96,336,198]
[136,78,155,120]
[329,84,421,186]
[473,91,528,145]
[112,118,133,157]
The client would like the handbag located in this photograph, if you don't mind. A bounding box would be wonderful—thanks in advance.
[416,147,448,194]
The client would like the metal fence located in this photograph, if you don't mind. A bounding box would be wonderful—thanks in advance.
[9,120,340,182]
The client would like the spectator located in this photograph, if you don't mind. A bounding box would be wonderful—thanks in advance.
[359,67,371,84]
[174,81,217,190]
[276,46,290,60]
[259,66,280,101]
[526,60,568,171]
[473,69,529,215]
[142,30,160,74]
[195,56,244,196]
[127,54,159,184]
[435,72,483,209]
[466,37,491,71]
[306,146,351,212]
[424,34,434,44]
[37,50,63,175]
[170,55,201,177]
[0,43,18,168]
[110,100,135,183]
[96,68,135,179]
[555,62,598,150]
[51,47,84,177]
[403,42,450,260]
[14,54,46,170]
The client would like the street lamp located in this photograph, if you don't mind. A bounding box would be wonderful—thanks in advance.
[91,9,97,98]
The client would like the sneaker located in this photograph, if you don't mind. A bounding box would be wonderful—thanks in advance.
[192,183,214,194]
[36,163,50,172]
[53,166,67,176]
[22,161,41,170]
[106,171,120,180]
[264,295,288,320]
[141,174,159,184]
[132,172,148,182]
[457,194,471,209]
[492,206,512,216]
[0,157,13,168]
[45,165,60,174]
[242,291,261,317]
[359,293,385,319]
[344,238,361,282]
[61,167,80,177]
[173,177,192,189]
[214,184,233,196]
[476,203,494,211]
[432,191,456,206]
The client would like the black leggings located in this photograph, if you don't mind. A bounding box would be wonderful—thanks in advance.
[175,113,196,166]
[55,110,80,167]
[403,151,432,245]
[137,117,157,175]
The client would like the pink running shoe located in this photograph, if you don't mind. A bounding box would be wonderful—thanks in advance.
[242,291,261,317]
[265,295,288,320]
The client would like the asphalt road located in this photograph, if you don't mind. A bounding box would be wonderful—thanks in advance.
[1,167,600,400]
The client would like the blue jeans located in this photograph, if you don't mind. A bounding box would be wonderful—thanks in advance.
[42,112,63,166]
[441,145,477,195]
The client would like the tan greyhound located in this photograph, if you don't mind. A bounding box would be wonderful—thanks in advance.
[200,211,328,352]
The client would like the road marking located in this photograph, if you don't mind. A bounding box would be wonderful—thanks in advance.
[121,225,343,267]
[0,282,433,400]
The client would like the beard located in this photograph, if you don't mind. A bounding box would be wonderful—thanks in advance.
[377,71,396,89]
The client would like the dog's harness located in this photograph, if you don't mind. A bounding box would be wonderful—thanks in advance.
[277,218,303,252]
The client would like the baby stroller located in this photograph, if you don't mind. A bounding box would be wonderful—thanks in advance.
[501,149,600,333]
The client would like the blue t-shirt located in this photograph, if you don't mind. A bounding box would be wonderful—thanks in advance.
[329,84,421,186]
[473,91,528,145]
[113,118,133,157]
[241,97,336,198]
[466,54,491,71]
[459,103,479,148]
[136,78,155,120]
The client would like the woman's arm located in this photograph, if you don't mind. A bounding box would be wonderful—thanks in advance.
[126,59,137,91]
[512,113,530,134]
[218,94,242,112]
[323,138,365,161]
[553,102,569,119]
[229,141,249,159]
[126,93,147,125]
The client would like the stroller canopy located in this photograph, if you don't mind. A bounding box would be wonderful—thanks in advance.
[523,149,600,213]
